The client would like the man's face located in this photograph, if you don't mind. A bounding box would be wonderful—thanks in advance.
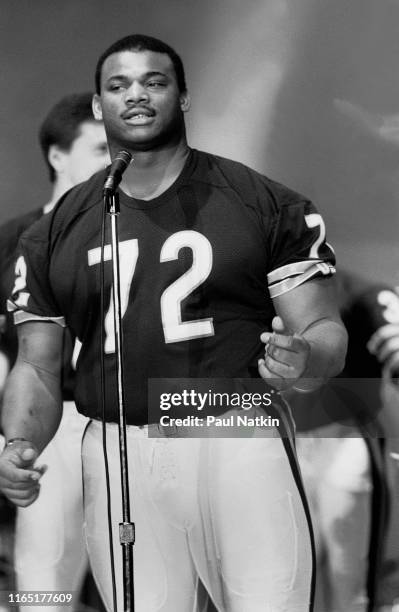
[62,120,109,185]
[92,50,190,151]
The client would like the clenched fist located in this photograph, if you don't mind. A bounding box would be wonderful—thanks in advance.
[0,440,46,507]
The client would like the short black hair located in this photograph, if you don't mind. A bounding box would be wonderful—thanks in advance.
[95,34,187,95]
[39,92,97,182]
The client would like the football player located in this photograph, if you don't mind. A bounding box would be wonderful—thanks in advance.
[0,35,347,612]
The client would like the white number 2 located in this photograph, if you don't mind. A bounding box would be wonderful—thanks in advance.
[160,230,214,343]
[88,231,214,352]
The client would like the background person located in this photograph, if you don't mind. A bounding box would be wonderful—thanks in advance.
[0,92,109,609]
[294,271,399,612]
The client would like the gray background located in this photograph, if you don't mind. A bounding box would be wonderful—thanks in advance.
[2,0,399,284]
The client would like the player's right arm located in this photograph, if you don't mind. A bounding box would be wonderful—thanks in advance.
[0,320,64,507]
[0,348,9,400]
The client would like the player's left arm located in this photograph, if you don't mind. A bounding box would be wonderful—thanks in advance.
[258,276,347,391]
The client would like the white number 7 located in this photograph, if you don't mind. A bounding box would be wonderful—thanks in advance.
[88,239,139,353]
[304,213,334,258]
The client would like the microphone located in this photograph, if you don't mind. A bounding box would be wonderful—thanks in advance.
[103,150,133,195]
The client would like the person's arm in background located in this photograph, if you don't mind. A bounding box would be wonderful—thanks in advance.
[258,277,347,391]
[366,289,399,439]
[0,320,64,507]
[0,316,10,403]
[368,323,399,381]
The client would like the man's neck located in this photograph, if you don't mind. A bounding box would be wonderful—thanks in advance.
[118,140,190,200]
[43,177,73,214]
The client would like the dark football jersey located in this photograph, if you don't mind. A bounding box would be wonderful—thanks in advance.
[0,206,77,399]
[9,149,335,424]
[0,207,43,365]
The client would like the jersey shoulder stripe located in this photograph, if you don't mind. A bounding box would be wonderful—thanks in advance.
[268,261,336,298]
[11,308,66,327]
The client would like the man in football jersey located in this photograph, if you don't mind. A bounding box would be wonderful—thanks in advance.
[360,285,399,612]
[293,274,388,612]
[337,99,399,612]
[293,276,399,612]
[0,35,347,612]
[0,92,109,608]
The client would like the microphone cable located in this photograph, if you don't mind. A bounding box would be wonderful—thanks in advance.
[100,194,118,612]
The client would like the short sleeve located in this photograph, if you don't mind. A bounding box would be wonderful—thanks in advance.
[7,233,66,328]
[267,199,335,298]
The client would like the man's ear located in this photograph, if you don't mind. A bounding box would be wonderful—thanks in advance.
[92,94,103,120]
[48,145,65,175]
[180,91,191,113]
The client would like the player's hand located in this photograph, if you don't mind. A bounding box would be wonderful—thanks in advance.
[367,323,399,380]
[258,316,311,391]
[0,441,46,507]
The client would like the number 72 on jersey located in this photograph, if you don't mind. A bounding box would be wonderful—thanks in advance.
[88,230,215,353]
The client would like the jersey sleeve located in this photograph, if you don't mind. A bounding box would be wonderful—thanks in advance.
[7,233,66,328]
[267,199,335,298]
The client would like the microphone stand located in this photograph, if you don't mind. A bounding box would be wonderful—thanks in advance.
[104,188,135,612]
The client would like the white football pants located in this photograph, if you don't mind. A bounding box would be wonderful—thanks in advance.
[82,416,313,612]
[14,403,89,612]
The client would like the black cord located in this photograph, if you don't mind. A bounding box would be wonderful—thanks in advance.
[269,396,316,612]
[100,197,118,612]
